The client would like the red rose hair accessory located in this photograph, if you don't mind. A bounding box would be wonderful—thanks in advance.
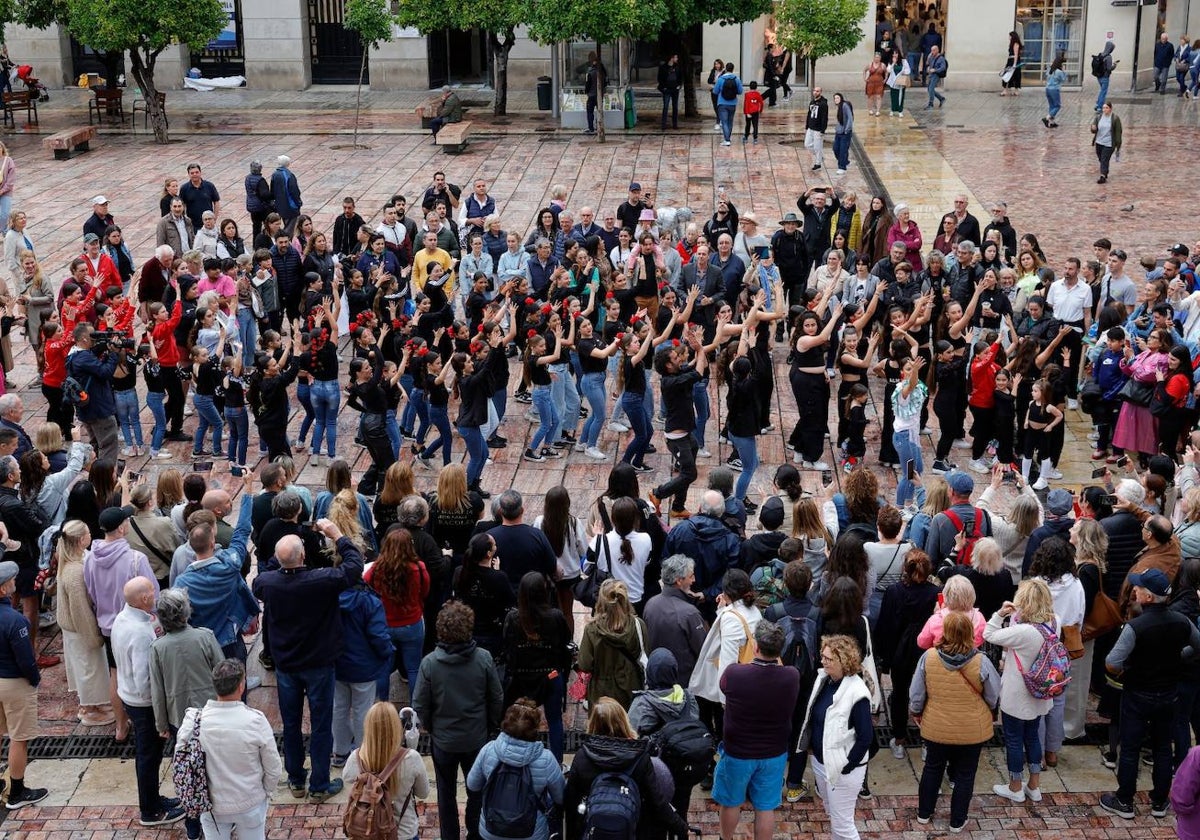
[524,297,535,306]
[477,324,485,332]
[470,340,484,353]
[616,332,625,340]
[629,314,640,324]
[391,319,403,329]
[540,304,552,315]
[606,291,615,299]
[527,329,538,339]
[672,339,681,347]
[658,281,668,291]
[417,347,429,357]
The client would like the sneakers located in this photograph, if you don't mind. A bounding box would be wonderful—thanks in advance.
[992,783,1025,803]
[1024,784,1042,802]
[331,753,348,769]
[931,459,954,474]
[139,807,186,825]
[541,447,561,459]
[728,458,743,471]
[889,737,905,759]
[524,448,545,462]
[697,449,712,457]
[948,821,965,833]
[38,611,56,629]
[574,441,588,453]
[6,786,48,810]
[835,168,846,175]
[416,456,434,470]
[585,446,607,460]
[916,815,931,825]
[1150,800,1170,818]
[120,446,137,457]
[967,458,990,473]
[721,140,731,147]
[784,783,808,802]
[151,449,173,459]
[607,421,630,433]
[632,463,653,473]
[802,460,830,471]
[308,778,344,803]
[952,439,972,450]
[1100,793,1135,819]
[742,499,758,514]
[1067,398,1079,410]
[1032,475,1050,491]
[1101,750,1117,769]
[287,779,307,798]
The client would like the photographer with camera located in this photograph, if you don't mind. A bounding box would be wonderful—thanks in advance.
[65,322,128,461]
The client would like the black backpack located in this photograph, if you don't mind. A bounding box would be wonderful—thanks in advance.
[649,718,714,786]
[939,58,949,78]
[583,771,641,840]
[775,612,815,684]
[481,761,539,839]
[720,75,738,100]
[1091,53,1107,78]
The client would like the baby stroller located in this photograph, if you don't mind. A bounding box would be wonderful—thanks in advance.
[15,65,49,102]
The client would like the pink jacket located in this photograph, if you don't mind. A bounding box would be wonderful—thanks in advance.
[917,606,985,650]
[887,220,924,271]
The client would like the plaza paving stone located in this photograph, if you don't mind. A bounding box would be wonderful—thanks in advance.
[0,87,1192,835]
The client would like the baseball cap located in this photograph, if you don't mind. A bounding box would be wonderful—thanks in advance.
[1128,568,1171,597]
[628,182,641,191]
[1170,243,1190,257]
[0,561,17,587]
[759,497,785,530]
[83,232,99,244]
[98,505,135,532]
[91,195,108,205]
[946,471,974,496]
[1046,489,1074,517]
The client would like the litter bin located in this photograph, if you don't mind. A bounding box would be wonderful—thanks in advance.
[537,76,552,111]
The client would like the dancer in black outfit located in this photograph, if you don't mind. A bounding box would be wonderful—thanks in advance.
[788,306,843,471]
[347,347,402,496]
[649,325,708,518]
[246,335,298,461]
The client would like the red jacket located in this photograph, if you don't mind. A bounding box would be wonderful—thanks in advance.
[43,335,72,388]
[969,342,1000,408]
[744,91,764,115]
[108,299,136,337]
[82,252,122,295]
[151,300,183,367]
[60,284,98,335]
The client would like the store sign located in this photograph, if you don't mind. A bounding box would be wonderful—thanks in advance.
[207,0,238,50]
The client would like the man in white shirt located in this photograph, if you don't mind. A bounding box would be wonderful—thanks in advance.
[111,575,184,827]
[375,205,409,260]
[1099,249,1138,311]
[1046,256,1093,406]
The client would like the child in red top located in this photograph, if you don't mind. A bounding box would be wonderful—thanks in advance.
[967,338,1002,470]
[743,81,764,144]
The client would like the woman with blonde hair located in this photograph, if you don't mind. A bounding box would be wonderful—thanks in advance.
[910,611,1001,831]
[1175,486,1200,558]
[906,476,949,552]
[578,579,648,709]
[329,488,368,554]
[343,702,428,840]
[34,421,66,472]
[155,469,184,517]
[977,465,1041,582]
[564,697,689,840]
[1065,518,1108,741]
[427,462,485,561]
[798,634,875,839]
[983,578,1058,803]
[793,497,832,577]
[920,567,985,653]
[56,520,115,726]
[372,460,415,544]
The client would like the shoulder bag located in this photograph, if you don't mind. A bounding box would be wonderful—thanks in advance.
[1118,377,1155,407]
[861,615,883,714]
[572,531,612,609]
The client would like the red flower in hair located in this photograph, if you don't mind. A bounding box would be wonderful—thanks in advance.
[477,324,485,332]
[629,315,640,324]
[616,332,625,340]
[606,291,615,299]
[540,304,552,315]
[417,347,429,357]
[470,341,484,353]
[687,322,697,330]
[527,329,538,338]
[672,339,681,347]
[525,297,535,306]
[658,281,667,290]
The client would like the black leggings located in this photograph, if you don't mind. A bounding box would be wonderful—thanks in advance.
[933,396,958,461]
[259,425,291,462]
[42,384,74,440]
[970,405,996,460]
[790,370,829,461]
[1023,427,1061,462]
[162,365,185,434]
[654,436,698,513]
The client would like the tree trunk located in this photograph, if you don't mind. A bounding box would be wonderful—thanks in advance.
[596,39,606,144]
[809,55,818,88]
[489,30,515,116]
[128,49,168,144]
[680,36,698,118]
[353,48,367,148]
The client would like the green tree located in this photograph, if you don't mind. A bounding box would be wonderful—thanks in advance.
[344,0,394,149]
[394,0,524,116]
[775,0,868,85]
[65,0,227,143]
[524,0,668,141]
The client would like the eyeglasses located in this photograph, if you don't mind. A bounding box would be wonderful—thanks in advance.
[820,652,836,663]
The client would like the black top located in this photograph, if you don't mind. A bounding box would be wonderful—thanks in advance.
[223,373,246,408]
[346,360,387,415]
[793,343,825,367]
[193,357,223,397]
[660,366,701,432]
[299,341,339,382]
[452,564,516,644]
[488,523,558,592]
[528,352,551,386]
[457,349,503,427]
[726,371,761,437]
[576,337,608,374]
[425,374,449,407]
[623,353,647,395]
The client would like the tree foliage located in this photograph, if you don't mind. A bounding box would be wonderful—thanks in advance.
[14,0,69,29]
[775,0,868,80]
[522,0,668,48]
[344,0,393,48]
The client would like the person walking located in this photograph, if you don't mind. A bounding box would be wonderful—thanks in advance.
[805,86,829,170]
[714,63,743,146]
[0,560,49,809]
[885,49,911,116]
[1094,41,1116,112]
[924,45,947,109]
[863,52,887,116]
[832,93,854,175]
[1090,101,1122,185]
[1041,56,1067,128]
[1001,31,1023,95]
[742,81,764,144]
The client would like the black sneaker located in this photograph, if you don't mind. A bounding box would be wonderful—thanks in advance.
[632,463,653,473]
[259,650,275,671]
[5,787,48,809]
[1100,793,1134,819]
[1150,800,1169,818]
[728,458,743,471]
[308,778,344,804]
[486,436,507,449]
[644,444,657,454]
[524,448,545,462]
[742,499,758,514]
[552,439,571,449]
[858,781,872,800]
[470,484,491,499]
[541,447,562,459]
[139,806,186,826]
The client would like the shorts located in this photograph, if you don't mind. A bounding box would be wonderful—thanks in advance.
[710,746,788,811]
[103,634,116,669]
[0,677,39,741]
[15,562,38,599]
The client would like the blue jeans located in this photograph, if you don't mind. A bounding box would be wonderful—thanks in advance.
[276,665,336,793]
[1096,74,1110,110]
[621,391,652,466]
[717,104,735,141]
[692,378,710,447]
[1046,87,1062,118]
[115,389,144,447]
[389,619,425,690]
[309,379,339,457]
[422,403,454,465]
[1118,688,1176,802]
[457,423,488,487]
[832,132,852,170]
[926,75,943,106]
[893,428,923,507]
[1000,711,1043,782]
[727,433,759,501]
[410,388,430,444]
[530,385,560,451]
[399,372,416,432]
[296,380,314,444]
[385,408,402,459]
[225,406,248,466]
[580,371,607,447]
[236,307,258,369]
[146,391,167,452]
[192,393,223,454]
[492,387,507,427]
[549,362,579,441]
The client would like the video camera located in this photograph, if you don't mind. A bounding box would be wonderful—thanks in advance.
[91,331,136,352]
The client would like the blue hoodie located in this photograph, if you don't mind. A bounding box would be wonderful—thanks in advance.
[1093,347,1128,400]
[336,584,393,683]
[466,732,565,840]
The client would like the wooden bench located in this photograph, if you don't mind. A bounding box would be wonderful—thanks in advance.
[2,90,38,128]
[415,96,442,129]
[435,120,473,154]
[43,126,97,160]
[87,88,126,125]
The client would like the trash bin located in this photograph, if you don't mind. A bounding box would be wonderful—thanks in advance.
[537,76,552,111]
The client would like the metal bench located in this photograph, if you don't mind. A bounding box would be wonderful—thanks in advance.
[435,121,473,154]
[43,126,98,160]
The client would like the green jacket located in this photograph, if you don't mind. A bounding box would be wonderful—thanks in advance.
[413,641,504,752]
[578,616,648,710]
[440,92,463,124]
[1090,113,1122,151]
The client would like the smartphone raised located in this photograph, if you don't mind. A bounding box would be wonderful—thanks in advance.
[1101,495,1119,506]
[193,460,214,472]
[1092,466,1108,479]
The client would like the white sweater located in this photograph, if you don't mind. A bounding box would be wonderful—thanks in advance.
[688,602,761,704]
[110,605,156,707]
[177,700,282,816]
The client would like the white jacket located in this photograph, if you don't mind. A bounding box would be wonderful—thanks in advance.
[110,604,156,707]
[688,602,761,704]
[178,700,282,816]
[799,672,871,790]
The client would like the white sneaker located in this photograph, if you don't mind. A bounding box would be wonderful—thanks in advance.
[574,441,587,453]
[184,405,194,417]
[120,446,136,457]
[802,460,830,471]
[1088,431,1100,442]
[1067,398,1079,411]
[714,123,721,131]
[310,454,321,467]
[953,439,972,450]
[1032,475,1049,491]
[992,783,1026,803]
[889,737,905,759]
[585,446,607,460]
[607,421,630,433]
[1046,467,1063,479]
[1024,785,1042,802]
[697,449,712,457]
[721,140,731,146]
[967,458,990,474]
[793,451,804,464]
[153,450,173,459]
[835,169,846,175]
[486,457,494,466]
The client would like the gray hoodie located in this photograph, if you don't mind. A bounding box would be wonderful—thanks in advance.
[628,649,701,736]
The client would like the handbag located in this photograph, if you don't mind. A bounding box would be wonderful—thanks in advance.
[895,73,910,88]
[1178,59,1191,73]
[860,615,882,715]
[1083,587,1123,641]
[1118,377,1154,407]
[1150,379,1179,417]
[172,710,211,819]
[572,533,611,609]
[1061,623,1085,660]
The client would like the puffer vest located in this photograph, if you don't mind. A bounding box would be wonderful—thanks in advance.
[919,649,994,745]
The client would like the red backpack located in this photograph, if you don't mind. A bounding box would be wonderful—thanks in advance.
[943,508,985,566]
